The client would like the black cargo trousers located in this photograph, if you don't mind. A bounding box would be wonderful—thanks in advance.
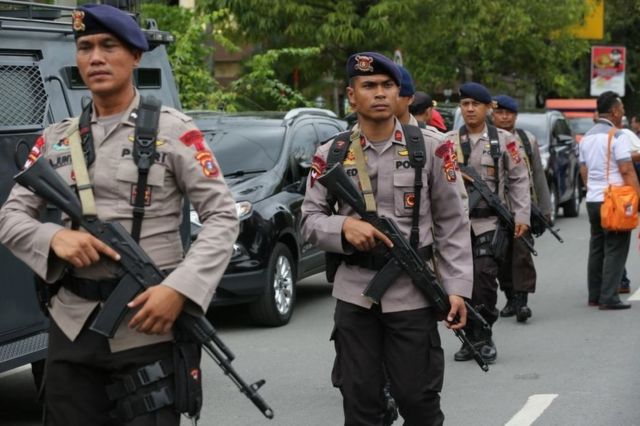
[331,300,445,426]
[498,231,536,293]
[44,313,180,426]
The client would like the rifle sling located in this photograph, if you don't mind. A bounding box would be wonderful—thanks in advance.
[131,96,162,243]
[67,115,97,217]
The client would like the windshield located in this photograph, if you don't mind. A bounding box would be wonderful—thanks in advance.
[201,125,285,176]
[515,115,548,147]
[568,117,595,135]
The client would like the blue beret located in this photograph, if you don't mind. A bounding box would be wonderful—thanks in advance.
[398,66,415,97]
[72,4,149,52]
[459,82,492,104]
[493,95,518,113]
[346,52,401,86]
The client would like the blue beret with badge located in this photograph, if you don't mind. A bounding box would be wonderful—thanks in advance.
[493,95,518,113]
[459,82,492,104]
[346,52,401,86]
[398,66,415,97]
[72,4,149,52]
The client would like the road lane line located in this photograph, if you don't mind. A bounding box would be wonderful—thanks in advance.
[627,287,640,301]
[505,394,558,426]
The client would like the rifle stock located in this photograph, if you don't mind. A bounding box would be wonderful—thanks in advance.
[14,157,275,419]
[318,164,489,372]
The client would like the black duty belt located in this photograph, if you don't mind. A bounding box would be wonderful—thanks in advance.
[59,275,122,302]
[469,207,496,219]
[59,269,173,302]
[343,245,433,271]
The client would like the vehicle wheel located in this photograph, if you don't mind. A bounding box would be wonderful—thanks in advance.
[563,179,580,217]
[249,243,296,326]
[548,182,558,225]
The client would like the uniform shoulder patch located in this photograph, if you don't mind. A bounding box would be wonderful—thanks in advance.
[434,140,459,183]
[310,155,327,188]
[506,141,522,164]
[162,107,193,123]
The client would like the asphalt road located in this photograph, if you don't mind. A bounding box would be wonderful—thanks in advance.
[3,205,640,426]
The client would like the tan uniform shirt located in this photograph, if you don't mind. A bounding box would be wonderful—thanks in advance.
[514,129,552,216]
[0,92,239,352]
[444,125,530,236]
[301,119,473,313]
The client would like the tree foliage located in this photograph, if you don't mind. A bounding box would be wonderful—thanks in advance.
[205,0,591,105]
[141,3,310,111]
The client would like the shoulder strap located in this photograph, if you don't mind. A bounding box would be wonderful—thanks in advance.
[78,100,96,167]
[487,124,501,194]
[131,96,162,243]
[67,116,97,218]
[401,124,426,249]
[605,127,617,185]
[515,128,533,159]
[418,121,426,129]
[459,125,471,166]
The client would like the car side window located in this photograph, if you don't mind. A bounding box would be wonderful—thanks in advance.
[290,123,319,171]
[315,122,343,143]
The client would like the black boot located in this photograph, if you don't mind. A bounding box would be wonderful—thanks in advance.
[477,325,497,363]
[515,292,532,323]
[454,342,474,361]
[500,289,516,318]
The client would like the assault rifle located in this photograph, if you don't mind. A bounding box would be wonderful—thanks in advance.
[460,165,537,256]
[531,203,564,243]
[14,157,274,419]
[318,163,490,372]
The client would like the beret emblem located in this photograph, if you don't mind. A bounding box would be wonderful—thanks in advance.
[72,10,85,32]
[354,55,374,73]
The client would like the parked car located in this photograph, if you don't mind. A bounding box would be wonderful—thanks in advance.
[516,111,581,221]
[188,108,347,326]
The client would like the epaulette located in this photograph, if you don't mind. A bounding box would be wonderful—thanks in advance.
[163,107,193,123]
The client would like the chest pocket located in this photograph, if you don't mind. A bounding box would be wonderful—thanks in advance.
[116,160,167,214]
[393,171,427,217]
[479,153,498,183]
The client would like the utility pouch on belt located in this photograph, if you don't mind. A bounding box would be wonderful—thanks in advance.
[490,223,510,260]
[173,339,203,419]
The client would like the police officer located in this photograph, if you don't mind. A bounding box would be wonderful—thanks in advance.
[444,83,530,364]
[302,52,472,425]
[409,91,436,128]
[0,5,238,425]
[493,95,552,322]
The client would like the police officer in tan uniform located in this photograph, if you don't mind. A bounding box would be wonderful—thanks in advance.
[0,5,238,425]
[443,83,530,364]
[493,95,552,323]
[302,52,472,426]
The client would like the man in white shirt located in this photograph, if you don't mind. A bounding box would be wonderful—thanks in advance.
[579,91,640,310]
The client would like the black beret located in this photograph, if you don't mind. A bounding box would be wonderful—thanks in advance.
[459,82,492,104]
[493,95,518,113]
[398,66,415,97]
[72,4,149,52]
[346,52,401,86]
[410,91,434,115]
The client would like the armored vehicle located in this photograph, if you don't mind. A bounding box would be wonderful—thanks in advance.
[0,0,180,382]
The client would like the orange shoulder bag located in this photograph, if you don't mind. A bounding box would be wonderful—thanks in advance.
[600,128,639,231]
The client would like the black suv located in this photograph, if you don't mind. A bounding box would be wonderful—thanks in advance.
[188,109,347,326]
[515,111,581,221]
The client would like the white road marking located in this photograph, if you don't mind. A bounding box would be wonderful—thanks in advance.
[505,394,558,426]
[0,364,31,379]
[627,287,640,301]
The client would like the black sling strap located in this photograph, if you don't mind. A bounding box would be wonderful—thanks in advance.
[460,124,501,194]
[78,100,96,167]
[515,128,533,160]
[326,125,426,249]
[131,96,162,243]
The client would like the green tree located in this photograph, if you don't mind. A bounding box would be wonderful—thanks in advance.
[205,0,592,109]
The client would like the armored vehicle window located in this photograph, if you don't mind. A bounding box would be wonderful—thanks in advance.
[135,68,161,89]
[0,56,47,130]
